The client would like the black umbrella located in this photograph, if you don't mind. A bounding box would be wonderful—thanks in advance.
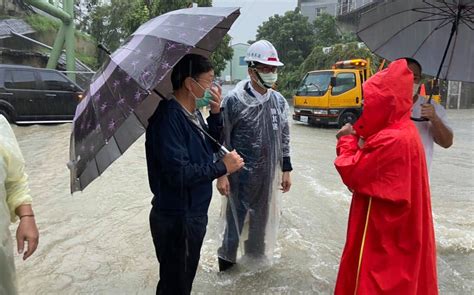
[357,0,473,119]
[68,7,240,192]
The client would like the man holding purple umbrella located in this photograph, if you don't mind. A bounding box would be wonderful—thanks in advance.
[145,54,244,295]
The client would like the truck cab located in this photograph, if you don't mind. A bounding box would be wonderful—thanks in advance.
[293,59,372,127]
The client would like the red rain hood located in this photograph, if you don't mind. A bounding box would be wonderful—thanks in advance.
[353,59,413,138]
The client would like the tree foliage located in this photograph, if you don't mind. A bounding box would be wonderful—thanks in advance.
[210,34,233,76]
[255,10,315,69]
[81,0,231,75]
[313,13,341,47]
[254,9,316,98]
[255,12,373,98]
[300,43,380,75]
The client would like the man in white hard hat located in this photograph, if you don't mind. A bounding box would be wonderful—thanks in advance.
[216,40,293,271]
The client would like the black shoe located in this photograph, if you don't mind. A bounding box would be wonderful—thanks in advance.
[218,257,235,272]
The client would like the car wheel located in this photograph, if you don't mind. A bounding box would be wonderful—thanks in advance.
[0,109,12,123]
[338,111,357,128]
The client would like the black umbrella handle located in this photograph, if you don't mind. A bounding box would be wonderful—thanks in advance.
[411,91,434,122]
[98,43,111,55]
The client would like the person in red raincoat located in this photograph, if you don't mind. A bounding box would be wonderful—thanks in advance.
[333,59,438,294]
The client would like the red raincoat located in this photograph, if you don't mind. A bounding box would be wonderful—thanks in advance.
[334,60,438,294]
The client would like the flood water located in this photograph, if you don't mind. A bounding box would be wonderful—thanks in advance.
[10,106,473,294]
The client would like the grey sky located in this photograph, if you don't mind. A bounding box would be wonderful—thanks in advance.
[213,0,297,45]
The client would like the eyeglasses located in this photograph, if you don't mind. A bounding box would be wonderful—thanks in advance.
[255,66,278,74]
[194,78,212,88]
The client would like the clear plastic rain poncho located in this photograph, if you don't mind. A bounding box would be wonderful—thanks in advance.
[218,80,291,264]
[0,115,32,295]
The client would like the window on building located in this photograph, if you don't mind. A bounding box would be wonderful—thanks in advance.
[239,56,246,66]
[316,7,327,16]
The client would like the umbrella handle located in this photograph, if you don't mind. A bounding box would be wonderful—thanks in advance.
[411,89,435,122]
[411,116,429,122]
[98,43,111,55]
[220,145,230,154]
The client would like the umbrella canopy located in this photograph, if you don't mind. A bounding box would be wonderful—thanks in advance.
[69,7,240,192]
[357,0,474,83]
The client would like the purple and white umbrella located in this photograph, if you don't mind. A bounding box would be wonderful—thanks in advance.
[69,7,240,192]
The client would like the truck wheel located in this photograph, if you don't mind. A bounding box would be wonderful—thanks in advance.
[0,109,12,123]
[338,111,357,127]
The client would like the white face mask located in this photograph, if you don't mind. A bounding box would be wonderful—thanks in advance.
[255,72,278,88]
[413,83,420,96]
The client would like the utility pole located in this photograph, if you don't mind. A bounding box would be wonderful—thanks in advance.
[25,0,76,81]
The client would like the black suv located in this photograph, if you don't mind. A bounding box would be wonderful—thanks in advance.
[0,64,84,124]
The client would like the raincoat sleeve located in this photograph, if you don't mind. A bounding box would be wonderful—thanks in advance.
[153,111,226,188]
[278,94,292,171]
[334,131,412,204]
[217,94,237,156]
[206,112,224,153]
[0,116,32,222]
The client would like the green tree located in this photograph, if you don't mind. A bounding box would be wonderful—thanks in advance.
[254,9,316,98]
[149,0,190,17]
[89,1,135,58]
[87,0,231,75]
[209,34,233,76]
[255,10,315,68]
[300,42,379,76]
[123,1,150,36]
[313,13,341,47]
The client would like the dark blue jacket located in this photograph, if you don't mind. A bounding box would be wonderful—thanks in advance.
[145,98,227,217]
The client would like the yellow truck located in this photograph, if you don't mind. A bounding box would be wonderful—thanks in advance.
[292,59,372,127]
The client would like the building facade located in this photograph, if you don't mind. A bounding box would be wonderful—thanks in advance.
[220,43,250,83]
[337,0,377,15]
[298,0,338,23]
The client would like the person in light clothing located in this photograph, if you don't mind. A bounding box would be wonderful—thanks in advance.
[0,115,39,295]
[406,58,453,170]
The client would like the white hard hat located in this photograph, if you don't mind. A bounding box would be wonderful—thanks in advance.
[244,40,284,67]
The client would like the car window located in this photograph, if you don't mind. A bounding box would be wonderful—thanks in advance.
[332,73,356,95]
[39,71,74,91]
[4,70,36,90]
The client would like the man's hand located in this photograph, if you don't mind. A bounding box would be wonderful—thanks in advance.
[280,172,291,193]
[336,123,355,140]
[16,216,39,260]
[216,175,230,196]
[420,103,453,148]
[222,150,244,174]
[420,103,438,122]
[209,83,222,114]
